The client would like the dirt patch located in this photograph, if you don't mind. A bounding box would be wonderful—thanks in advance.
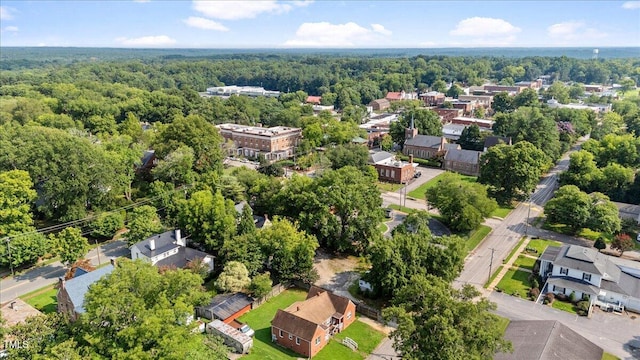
[314,249,361,301]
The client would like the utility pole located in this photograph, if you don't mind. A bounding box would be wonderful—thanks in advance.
[6,238,14,276]
[488,247,496,285]
[95,239,101,266]
[525,195,532,236]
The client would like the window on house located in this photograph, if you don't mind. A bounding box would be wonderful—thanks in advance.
[583,273,592,282]
[279,330,283,338]
[347,311,352,320]
[560,267,568,275]
[296,337,300,345]
[316,337,321,345]
[289,334,293,340]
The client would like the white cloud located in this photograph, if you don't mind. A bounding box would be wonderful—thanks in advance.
[284,22,391,47]
[115,35,177,46]
[0,6,14,20]
[450,17,521,37]
[547,21,607,42]
[183,16,229,31]
[3,26,18,32]
[192,0,311,20]
[622,1,640,9]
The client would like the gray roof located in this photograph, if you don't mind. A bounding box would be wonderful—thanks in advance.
[444,143,461,151]
[63,264,114,314]
[133,230,180,258]
[484,136,511,149]
[495,320,603,360]
[197,293,254,321]
[404,135,443,149]
[552,245,621,282]
[444,149,482,165]
[612,201,640,221]
[602,271,640,299]
[368,151,394,164]
[154,246,212,269]
[540,246,561,262]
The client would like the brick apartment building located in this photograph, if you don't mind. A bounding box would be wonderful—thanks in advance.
[216,123,302,161]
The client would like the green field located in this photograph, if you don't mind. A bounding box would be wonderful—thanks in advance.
[314,320,386,360]
[551,299,577,314]
[408,173,477,200]
[466,225,491,252]
[20,285,58,314]
[496,269,532,298]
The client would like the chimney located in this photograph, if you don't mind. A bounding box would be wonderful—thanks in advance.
[175,229,185,247]
[58,277,65,290]
[440,136,446,150]
[409,155,414,164]
[149,238,156,251]
[110,257,116,267]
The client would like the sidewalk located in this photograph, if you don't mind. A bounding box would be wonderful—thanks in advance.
[487,236,531,290]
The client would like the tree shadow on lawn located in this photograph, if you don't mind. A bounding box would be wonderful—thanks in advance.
[251,327,301,359]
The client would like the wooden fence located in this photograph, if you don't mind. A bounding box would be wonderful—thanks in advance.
[252,283,288,308]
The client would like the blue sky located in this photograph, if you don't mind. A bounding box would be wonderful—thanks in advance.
[1,1,639,48]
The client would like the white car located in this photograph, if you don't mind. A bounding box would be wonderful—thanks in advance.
[239,324,255,337]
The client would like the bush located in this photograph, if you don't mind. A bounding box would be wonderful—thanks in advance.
[545,292,555,304]
[530,278,540,290]
[555,293,568,302]
[576,301,590,316]
[569,291,577,303]
[90,211,125,239]
[529,287,540,300]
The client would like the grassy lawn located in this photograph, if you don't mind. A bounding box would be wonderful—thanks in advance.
[602,352,620,360]
[20,285,58,314]
[551,299,577,314]
[496,269,532,297]
[527,239,562,255]
[388,204,419,214]
[238,289,307,360]
[315,319,386,360]
[503,237,526,264]
[484,265,504,288]
[407,173,476,200]
[496,316,510,334]
[376,181,403,193]
[378,222,389,234]
[466,225,491,252]
[512,255,536,270]
[491,206,513,219]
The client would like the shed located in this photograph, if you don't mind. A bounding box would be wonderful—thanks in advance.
[195,292,254,324]
[206,319,253,354]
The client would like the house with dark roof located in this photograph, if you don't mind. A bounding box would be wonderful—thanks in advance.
[369,98,390,111]
[57,260,115,321]
[483,136,512,151]
[234,201,271,229]
[494,320,603,360]
[402,130,447,160]
[539,245,640,314]
[612,201,640,224]
[196,292,254,324]
[443,149,483,176]
[130,229,214,272]
[271,286,356,358]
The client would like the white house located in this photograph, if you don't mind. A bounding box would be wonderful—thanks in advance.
[539,245,640,313]
[130,229,214,273]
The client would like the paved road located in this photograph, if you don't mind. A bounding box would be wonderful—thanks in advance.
[454,140,581,289]
[0,240,129,303]
[490,291,640,359]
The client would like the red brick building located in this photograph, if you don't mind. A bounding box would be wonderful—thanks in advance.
[271,287,356,358]
[369,151,417,183]
[432,108,463,123]
[216,123,302,161]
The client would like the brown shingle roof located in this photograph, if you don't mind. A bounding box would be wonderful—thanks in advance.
[272,309,320,341]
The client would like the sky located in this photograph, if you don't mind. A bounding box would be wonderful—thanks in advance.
[0,1,639,48]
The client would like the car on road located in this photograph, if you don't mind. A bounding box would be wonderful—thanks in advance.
[384,207,393,218]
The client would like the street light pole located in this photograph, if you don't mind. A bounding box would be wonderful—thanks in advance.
[525,195,532,236]
[95,239,101,266]
[6,238,13,276]
[488,247,496,285]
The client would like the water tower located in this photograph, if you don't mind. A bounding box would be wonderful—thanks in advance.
[593,48,599,59]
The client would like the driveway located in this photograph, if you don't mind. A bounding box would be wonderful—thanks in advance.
[402,166,444,194]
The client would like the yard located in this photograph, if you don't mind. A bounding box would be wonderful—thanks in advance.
[490,206,513,219]
[376,181,403,193]
[237,288,385,360]
[496,269,532,298]
[407,173,477,200]
[551,299,577,314]
[466,225,491,252]
[512,255,537,270]
[527,239,562,255]
[20,285,58,314]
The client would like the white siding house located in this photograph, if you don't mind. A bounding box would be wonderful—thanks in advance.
[130,229,214,273]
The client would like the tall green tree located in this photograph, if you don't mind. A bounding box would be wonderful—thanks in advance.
[51,227,89,266]
[492,107,561,160]
[559,150,601,192]
[390,108,442,147]
[326,143,371,170]
[492,92,514,113]
[215,261,251,293]
[126,205,163,246]
[458,123,483,151]
[479,141,549,204]
[383,275,511,360]
[426,172,497,232]
[177,189,237,253]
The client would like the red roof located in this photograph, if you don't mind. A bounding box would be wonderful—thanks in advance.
[306,96,322,104]
[385,92,402,100]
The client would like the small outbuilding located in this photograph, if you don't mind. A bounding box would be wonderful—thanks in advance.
[206,319,253,354]
[195,292,254,324]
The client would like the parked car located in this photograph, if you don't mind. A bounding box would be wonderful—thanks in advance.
[384,207,393,218]
[239,324,255,337]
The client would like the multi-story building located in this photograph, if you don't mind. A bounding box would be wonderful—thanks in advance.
[369,151,417,183]
[216,123,302,161]
[206,85,280,98]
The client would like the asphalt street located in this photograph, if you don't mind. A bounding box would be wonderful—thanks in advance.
[0,240,129,303]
